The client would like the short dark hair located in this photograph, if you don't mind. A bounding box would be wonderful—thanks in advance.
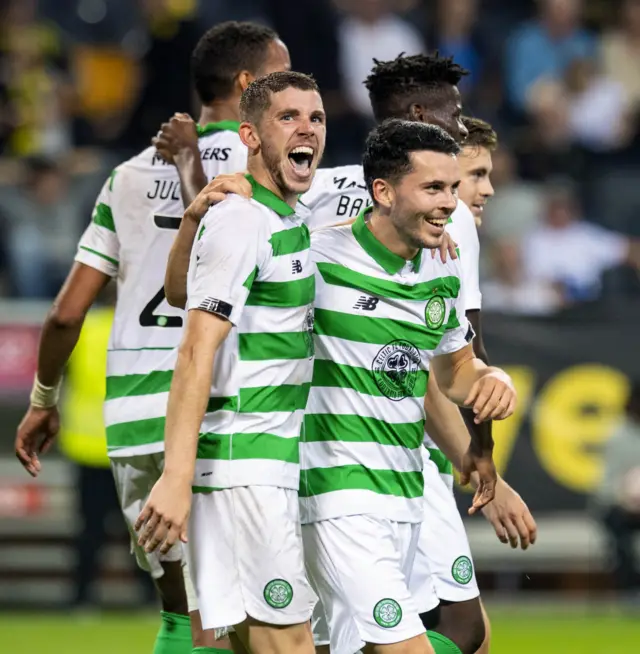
[462,117,498,151]
[191,21,278,104]
[363,119,461,201]
[239,71,319,123]
[365,52,469,122]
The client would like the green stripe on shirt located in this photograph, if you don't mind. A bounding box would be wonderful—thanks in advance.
[426,447,453,475]
[246,275,315,308]
[197,431,299,462]
[270,224,310,256]
[239,331,313,361]
[300,465,423,499]
[93,203,116,232]
[314,308,444,351]
[106,370,173,400]
[317,262,460,301]
[305,413,424,450]
[79,246,118,266]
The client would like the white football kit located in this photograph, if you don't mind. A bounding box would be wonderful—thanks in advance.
[74,122,247,590]
[184,178,317,630]
[301,165,482,633]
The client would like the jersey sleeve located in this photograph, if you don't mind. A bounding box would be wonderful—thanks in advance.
[187,199,265,326]
[453,202,482,311]
[434,275,475,357]
[74,172,120,277]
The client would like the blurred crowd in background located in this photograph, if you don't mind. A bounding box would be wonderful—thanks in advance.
[0,0,639,310]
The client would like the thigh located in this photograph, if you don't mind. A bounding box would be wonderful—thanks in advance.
[111,454,183,578]
[303,516,424,654]
[190,486,317,631]
[412,462,479,604]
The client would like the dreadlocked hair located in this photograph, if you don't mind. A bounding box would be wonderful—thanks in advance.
[364,52,469,122]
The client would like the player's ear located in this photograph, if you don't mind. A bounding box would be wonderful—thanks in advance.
[239,121,260,152]
[237,70,254,93]
[371,178,394,210]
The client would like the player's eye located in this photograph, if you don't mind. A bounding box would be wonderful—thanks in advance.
[280,114,293,121]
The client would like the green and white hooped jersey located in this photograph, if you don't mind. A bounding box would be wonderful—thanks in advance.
[74,121,248,457]
[302,164,482,478]
[299,208,472,524]
[188,177,314,492]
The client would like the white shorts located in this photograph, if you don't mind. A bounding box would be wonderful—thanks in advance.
[303,515,426,654]
[110,454,198,611]
[188,486,317,631]
[410,454,480,607]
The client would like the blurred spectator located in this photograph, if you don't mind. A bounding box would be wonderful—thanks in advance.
[521,181,640,304]
[0,157,82,298]
[427,0,483,94]
[505,0,596,114]
[481,240,563,315]
[595,380,640,596]
[335,0,425,118]
[601,0,640,117]
[0,0,74,156]
[564,57,633,151]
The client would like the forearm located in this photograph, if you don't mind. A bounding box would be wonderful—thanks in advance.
[165,212,199,308]
[175,148,208,207]
[36,312,85,387]
[462,310,494,454]
[163,341,213,482]
[424,373,471,470]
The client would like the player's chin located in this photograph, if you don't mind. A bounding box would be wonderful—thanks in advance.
[419,220,447,249]
[282,158,316,194]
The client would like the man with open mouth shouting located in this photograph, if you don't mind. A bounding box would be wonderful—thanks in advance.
[137,71,326,654]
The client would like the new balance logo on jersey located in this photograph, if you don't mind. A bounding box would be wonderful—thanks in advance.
[354,296,379,311]
[292,260,303,274]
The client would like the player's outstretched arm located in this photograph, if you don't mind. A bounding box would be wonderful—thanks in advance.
[165,174,252,308]
[136,309,232,554]
[15,263,110,476]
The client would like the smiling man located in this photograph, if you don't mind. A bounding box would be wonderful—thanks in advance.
[457,117,496,226]
[301,119,516,654]
[136,71,326,654]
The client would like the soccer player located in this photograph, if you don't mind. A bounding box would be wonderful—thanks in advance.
[158,54,534,654]
[136,71,326,654]
[456,117,496,228]
[301,118,516,654]
[14,21,291,654]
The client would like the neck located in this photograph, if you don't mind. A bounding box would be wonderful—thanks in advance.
[247,160,298,209]
[198,99,241,126]
[367,207,419,261]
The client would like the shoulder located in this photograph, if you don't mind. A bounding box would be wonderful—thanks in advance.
[450,200,476,231]
[202,195,268,234]
[447,201,478,246]
[311,222,354,258]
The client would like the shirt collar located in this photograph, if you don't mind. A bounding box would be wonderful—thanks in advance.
[246,175,295,216]
[352,207,422,275]
[196,120,241,137]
